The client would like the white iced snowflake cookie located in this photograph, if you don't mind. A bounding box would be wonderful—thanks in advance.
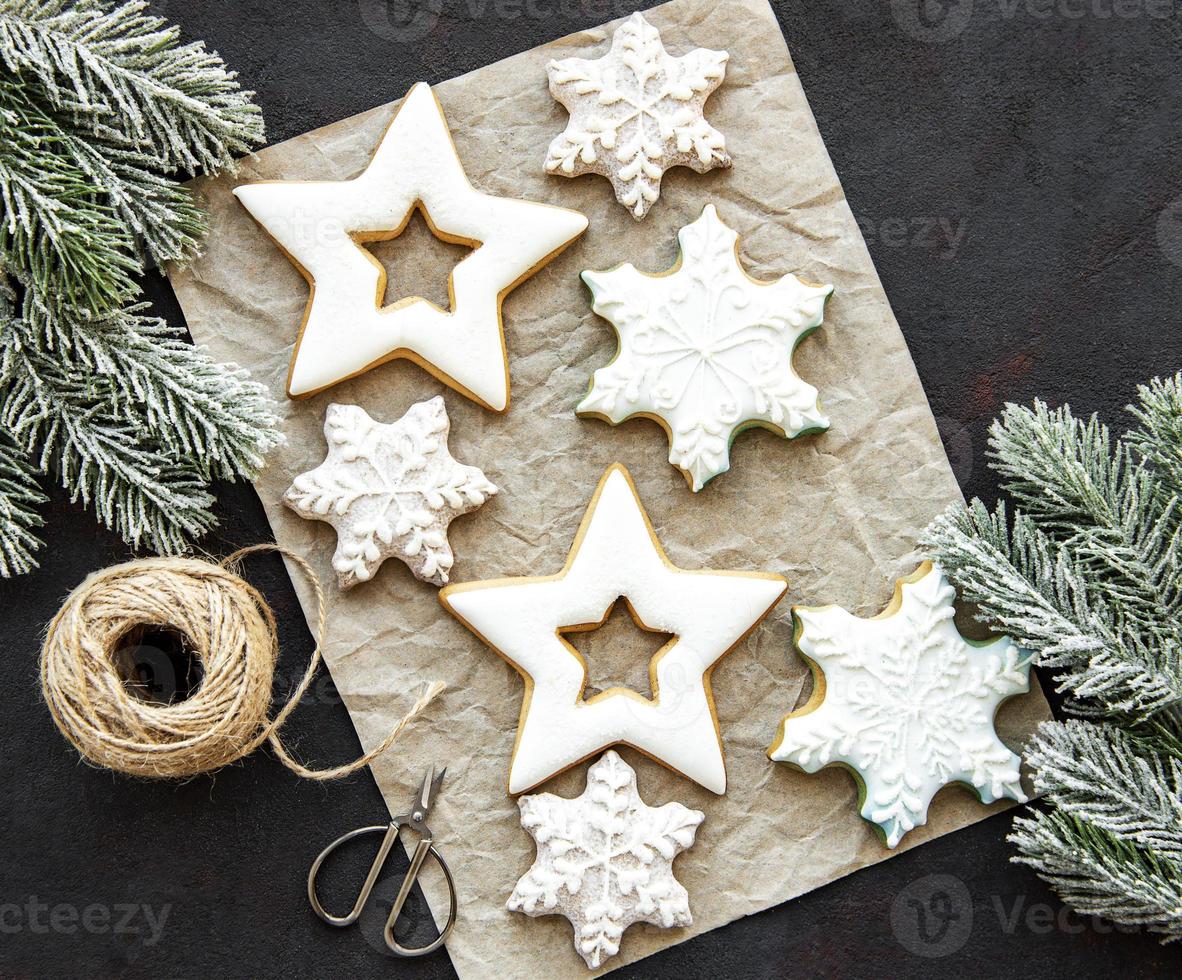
[439,463,786,794]
[284,397,496,588]
[768,562,1031,848]
[508,750,704,969]
[545,12,730,219]
[578,204,834,491]
[234,82,588,409]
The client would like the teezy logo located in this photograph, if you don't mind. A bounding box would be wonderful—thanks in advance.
[891,0,976,41]
[890,873,974,958]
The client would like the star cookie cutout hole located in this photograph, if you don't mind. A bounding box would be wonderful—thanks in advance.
[353,204,480,314]
[557,596,677,703]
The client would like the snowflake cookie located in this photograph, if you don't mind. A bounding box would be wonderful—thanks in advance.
[439,463,786,794]
[234,82,588,409]
[545,12,730,219]
[768,562,1031,848]
[284,397,496,588]
[578,204,834,491]
[508,750,704,969]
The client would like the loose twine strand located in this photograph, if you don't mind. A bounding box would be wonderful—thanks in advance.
[40,544,444,780]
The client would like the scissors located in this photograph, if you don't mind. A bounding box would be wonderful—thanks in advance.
[307,765,458,956]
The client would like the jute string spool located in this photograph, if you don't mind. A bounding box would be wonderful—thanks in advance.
[40,544,443,780]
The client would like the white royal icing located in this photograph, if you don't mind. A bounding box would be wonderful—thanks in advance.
[578,205,834,491]
[284,397,496,588]
[235,82,588,409]
[508,750,704,969]
[545,12,730,219]
[440,463,786,794]
[769,563,1031,848]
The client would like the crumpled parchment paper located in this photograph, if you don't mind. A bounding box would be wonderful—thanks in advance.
[169,0,1052,974]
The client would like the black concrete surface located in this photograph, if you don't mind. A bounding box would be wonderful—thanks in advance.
[4,0,1182,976]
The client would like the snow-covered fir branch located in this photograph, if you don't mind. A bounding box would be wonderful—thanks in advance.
[923,375,1182,942]
[0,0,275,573]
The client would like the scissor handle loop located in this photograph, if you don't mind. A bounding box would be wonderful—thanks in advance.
[307,820,458,956]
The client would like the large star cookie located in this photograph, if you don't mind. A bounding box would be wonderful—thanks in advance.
[508,750,704,969]
[439,463,786,794]
[578,204,834,491]
[768,562,1031,847]
[235,82,588,409]
[545,12,730,219]
[284,397,496,588]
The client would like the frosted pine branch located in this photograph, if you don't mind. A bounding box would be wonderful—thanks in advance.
[20,295,282,481]
[922,499,1182,718]
[1010,811,1182,942]
[0,0,274,572]
[0,0,263,173]
[0,74,141,315]
[1128,374,1182,497]
[1026,720,1182,860]
[1,317,218,552]
[924,374,1182,943]
[0,427,45,576]
[988,400,1182,635]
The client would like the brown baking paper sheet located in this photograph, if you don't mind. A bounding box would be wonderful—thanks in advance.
[169,0,1052,974]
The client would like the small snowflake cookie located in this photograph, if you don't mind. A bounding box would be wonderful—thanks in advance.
[508,750,704,969]
[545,12,730,219]
[284,397,496,588]
[439,463,786,794]
[578,204,834,491]
[234,82,587,409]
[768,562,1031,848]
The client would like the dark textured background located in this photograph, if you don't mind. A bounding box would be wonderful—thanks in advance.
[4,0,1182,976]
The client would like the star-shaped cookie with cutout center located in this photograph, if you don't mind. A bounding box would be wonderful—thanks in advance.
[234,82,588,409]
[439,463,786,794]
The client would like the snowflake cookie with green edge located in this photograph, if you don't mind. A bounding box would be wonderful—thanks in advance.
[508,750,704,970]
[577,204,834,491]
[544,12,730,219]
[283,397,496,589]
[768,562,1032,848]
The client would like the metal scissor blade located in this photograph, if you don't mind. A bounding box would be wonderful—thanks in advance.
[413,765,446,817]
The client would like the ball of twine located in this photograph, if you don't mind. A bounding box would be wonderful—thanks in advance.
[40,545,442,780]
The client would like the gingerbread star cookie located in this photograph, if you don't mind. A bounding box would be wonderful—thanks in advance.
[284,397,496,588]
[439,463,786,794]
[235,82,588,409]
[578,204,834,491]
[508,750,704,969]
[769,562,1031,847]
[545,12,730,219]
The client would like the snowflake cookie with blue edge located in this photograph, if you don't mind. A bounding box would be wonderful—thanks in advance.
[578,204,834,491]
[284,397,496,589]
[545,12,730,219]
[508,750,704,969]
[768,562,1031,848]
